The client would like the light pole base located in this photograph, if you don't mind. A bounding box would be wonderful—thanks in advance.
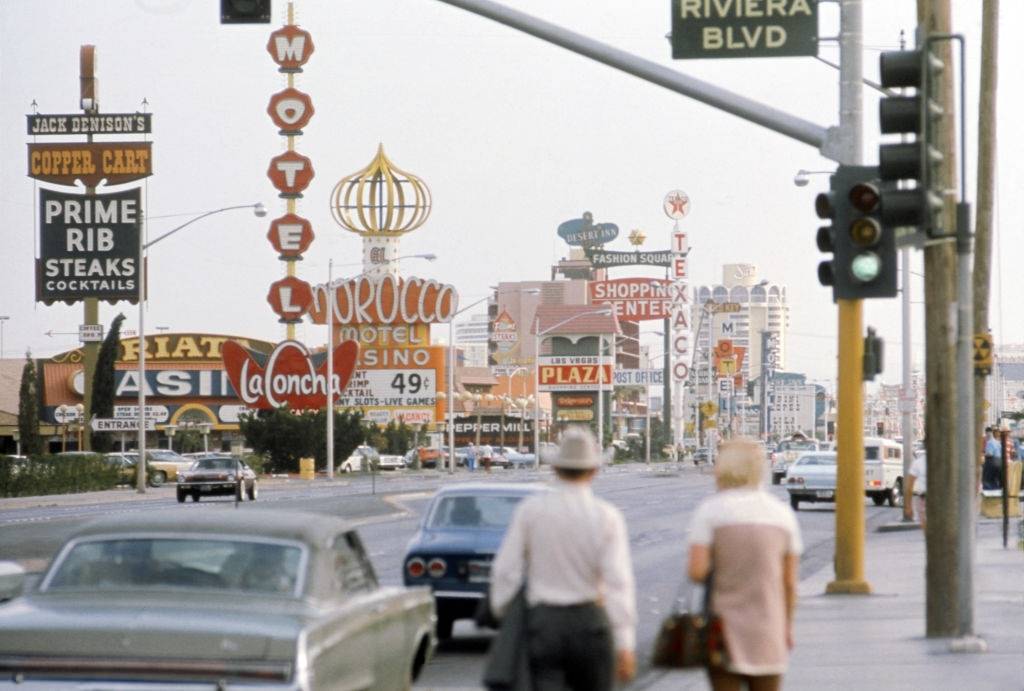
[948,635,988,654]
[825,578,871,595]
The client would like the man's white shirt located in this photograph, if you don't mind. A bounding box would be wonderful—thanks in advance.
[490,480,637,651]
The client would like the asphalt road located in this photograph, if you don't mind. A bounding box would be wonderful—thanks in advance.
[0,464,895,689]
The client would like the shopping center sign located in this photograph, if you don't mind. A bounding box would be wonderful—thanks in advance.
[589,278,673,322]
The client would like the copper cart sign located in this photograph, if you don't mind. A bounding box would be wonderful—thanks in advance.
[28,142,152,187]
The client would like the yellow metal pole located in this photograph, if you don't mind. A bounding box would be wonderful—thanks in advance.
[827,298,870,594]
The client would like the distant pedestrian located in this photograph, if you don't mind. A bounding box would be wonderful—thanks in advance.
[906,451,927,532]
[687,438,802,691]
[982,427,1002,490]
[481,444,494,473]
[490,427,637,690]
[466,445,477,472]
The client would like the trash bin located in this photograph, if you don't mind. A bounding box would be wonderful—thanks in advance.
[299,456,315,481]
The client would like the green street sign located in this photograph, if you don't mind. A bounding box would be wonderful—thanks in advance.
[670,0,819,60]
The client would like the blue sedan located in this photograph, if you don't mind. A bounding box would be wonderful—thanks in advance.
[402,483,543,640]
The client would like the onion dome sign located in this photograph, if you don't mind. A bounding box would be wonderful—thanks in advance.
[557,211,618,247]
[221,339,359,410]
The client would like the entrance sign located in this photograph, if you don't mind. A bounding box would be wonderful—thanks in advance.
[91,417,155,432]
[27,113,152,136]
[670,0,819,59]
[28,142,152,187]
[114,405,169,422]
[36,187,141,304]
[221,340,359,410]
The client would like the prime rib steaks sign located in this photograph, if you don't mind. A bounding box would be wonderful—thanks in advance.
[222,339,359,410]
[36,188,141,304]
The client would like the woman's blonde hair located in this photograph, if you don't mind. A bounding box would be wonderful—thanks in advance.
[714,438,764,489]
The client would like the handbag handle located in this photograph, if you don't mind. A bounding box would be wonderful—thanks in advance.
[673,568,714,615]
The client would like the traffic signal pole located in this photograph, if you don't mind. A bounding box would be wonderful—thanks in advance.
[826,0,870,595]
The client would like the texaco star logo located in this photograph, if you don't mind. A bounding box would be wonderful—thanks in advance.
[663,190,691,220]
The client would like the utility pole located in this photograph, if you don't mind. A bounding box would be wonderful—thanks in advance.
[918,0,961,637]
[80,46,100,451]
[898,29,917,523]
[972,0,999,487]
[827,0,870,595]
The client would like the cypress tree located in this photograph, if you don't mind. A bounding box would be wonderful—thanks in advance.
[17,353,42,456]
[90,314,125,452]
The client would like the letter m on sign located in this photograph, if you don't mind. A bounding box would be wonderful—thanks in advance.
[267,26,315,72]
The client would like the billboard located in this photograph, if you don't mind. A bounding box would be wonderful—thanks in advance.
[589,278,673,322]
[36,187,141,304]
[537,355,613,392]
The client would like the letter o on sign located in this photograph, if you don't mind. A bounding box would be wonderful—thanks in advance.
[673,362,690,382]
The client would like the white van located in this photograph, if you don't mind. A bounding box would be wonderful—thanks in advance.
[863,436,903,506]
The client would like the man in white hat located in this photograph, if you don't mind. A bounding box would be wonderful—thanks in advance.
[490,427,636,689]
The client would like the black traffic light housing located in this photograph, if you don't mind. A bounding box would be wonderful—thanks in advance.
[863,327,884,381]
[878,44,945,239]
[815,165,896,301]
[221,0,271,24]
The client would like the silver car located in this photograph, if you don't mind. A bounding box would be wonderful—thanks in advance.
[784,452,838,510]
[0,509,435,689]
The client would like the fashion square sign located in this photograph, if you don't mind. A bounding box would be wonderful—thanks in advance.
[36,187,140,304]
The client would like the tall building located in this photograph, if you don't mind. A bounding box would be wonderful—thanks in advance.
[693,263,789,392]
[454,313,490,368]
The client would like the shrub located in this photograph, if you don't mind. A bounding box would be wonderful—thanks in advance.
[0,454,121,498]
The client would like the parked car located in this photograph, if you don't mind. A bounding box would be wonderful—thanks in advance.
[176,455,257,503]
[340,445,381,473]
[784,452,837,510]
[122,449,192,486]
[493,446,536,468]
[407,446,441,469]
[771,437,821,484]
[691,447,711,465]
[403,483,544,640]
[0,509,435,689]
[101,452,159,487]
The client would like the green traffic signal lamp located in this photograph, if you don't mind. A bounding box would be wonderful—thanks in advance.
[850,253,882,283]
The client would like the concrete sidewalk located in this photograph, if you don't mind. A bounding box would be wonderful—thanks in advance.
[642,518,1024,690]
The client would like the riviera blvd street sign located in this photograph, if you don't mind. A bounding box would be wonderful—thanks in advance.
[670,0,819,59]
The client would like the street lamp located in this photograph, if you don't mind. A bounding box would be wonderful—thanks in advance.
[533,307,613,468]
[136,202,265,493]
[164,423,178,452]
[793,169,834,187]
[0,316,8,359]
[324,253,437,479]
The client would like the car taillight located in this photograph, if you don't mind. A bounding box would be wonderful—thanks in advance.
[406,558,426,579]
[427,558,447,578]
[869,479,882,487]
[788,476,804,485]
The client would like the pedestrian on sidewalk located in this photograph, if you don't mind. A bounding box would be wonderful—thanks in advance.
[906,450,927,532]
[466,445,477,472]
[481,443,494,473]
[982,427,1003,490]
[687,438,803,691]
[489,427,637,690]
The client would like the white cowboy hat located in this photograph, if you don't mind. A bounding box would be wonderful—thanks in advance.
[549,427,604,470]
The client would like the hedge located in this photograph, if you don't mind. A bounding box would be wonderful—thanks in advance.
[0,454,122,498]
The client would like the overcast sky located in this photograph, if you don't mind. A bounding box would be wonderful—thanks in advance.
[1,0,1018,390]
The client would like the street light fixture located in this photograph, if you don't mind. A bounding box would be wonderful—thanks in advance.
[324,253,437,479]
[136,202,265,493]
[533,307,613,468]
[793,169,834,187]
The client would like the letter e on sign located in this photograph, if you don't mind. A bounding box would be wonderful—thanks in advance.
[267,88,314,134]
[267,213,314,259]
[267,276,313,323]
[672,256,687,280]
[267,151,315,197]
[267,25,315,72]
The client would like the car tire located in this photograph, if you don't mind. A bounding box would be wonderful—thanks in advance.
[887,481,902,508]
[436,616,454,641]
[176,488,186,504]
[790,495,799,511]
[191,492,200,502]
[247,481,257,501]
[871,493,886,506]
[150,470,167,487]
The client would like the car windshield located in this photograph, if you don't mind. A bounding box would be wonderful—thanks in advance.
[46,537,304,596]
[429,494,526,529]
[149,450,186,463]
[779,440,818,451]
[795,454,836,466]
[193,458,237,471]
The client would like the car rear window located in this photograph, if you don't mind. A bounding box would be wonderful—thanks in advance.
[45,537,305,596]
[429,494,526,529]
[194,458,236,470]
[795,454,836,466]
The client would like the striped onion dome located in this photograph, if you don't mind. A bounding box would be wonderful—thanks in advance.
[329,144,431,236]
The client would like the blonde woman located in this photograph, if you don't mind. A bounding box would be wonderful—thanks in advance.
[686,439,802,691]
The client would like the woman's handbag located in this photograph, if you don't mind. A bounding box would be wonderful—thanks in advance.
[651,573,727,668]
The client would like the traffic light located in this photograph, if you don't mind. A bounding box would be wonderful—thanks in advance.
[815,165,896,301]
[863,327,884,381]
[877,43,945,238]
[221,0,271,24]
